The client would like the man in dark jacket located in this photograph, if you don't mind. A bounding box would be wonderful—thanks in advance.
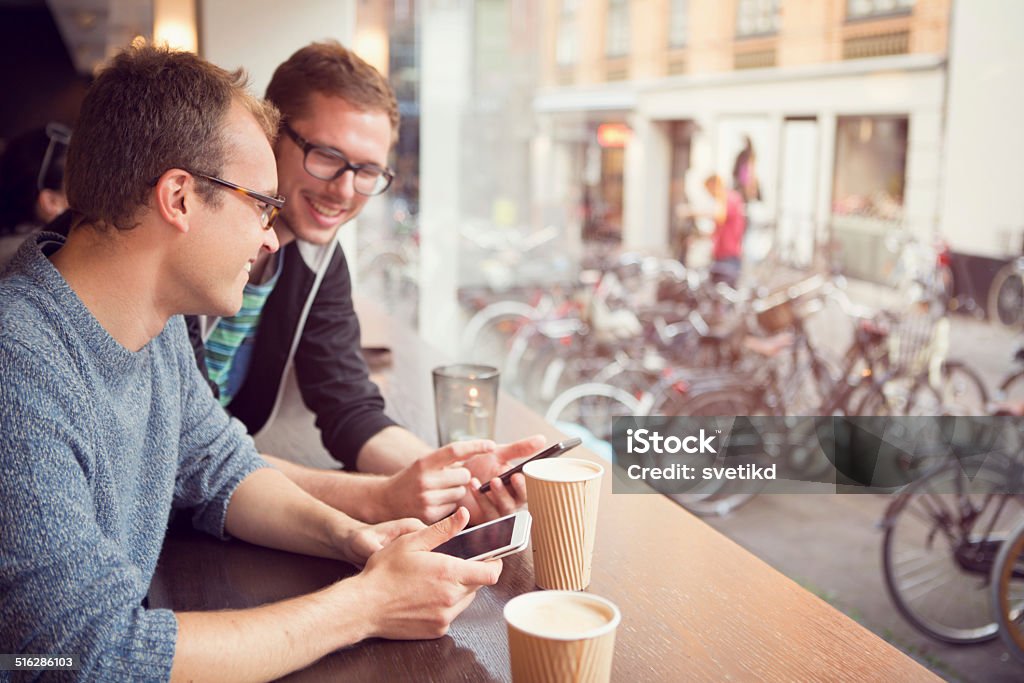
[190,41,538,525]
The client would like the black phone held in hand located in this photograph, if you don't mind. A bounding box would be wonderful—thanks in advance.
[477,437,583,493]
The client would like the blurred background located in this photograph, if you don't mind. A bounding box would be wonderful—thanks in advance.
[4,0,1022,347]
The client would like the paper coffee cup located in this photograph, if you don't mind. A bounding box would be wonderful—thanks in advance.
[504,590,620,683]
[524,458,603,591]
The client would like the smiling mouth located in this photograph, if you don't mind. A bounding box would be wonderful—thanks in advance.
[308,196,345,218]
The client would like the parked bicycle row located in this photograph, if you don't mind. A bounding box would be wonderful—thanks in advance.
[462,249,985,431]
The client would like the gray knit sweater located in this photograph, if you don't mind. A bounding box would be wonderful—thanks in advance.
[0,234,267,681]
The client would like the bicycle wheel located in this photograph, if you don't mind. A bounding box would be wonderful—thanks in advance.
[775,336,840,417]
[988,264,1024,329]
[939,360,989,416]
[544,382,645,444]
[657,387,766,517]
[461,301,538,368]
[992,517,1024,662]
[882,463,1023,643]
[855,376,942,417]
[1000,370,1024,404]
[508,323,588,407]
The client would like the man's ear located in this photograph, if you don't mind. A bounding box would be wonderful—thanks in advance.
[153,169,194,234]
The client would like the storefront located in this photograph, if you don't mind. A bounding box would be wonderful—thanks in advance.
[831,114,910,281]
[534,54,945,283]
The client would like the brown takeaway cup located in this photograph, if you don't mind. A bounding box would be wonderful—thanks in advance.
[523,457,603,591]
[504,590,621,683]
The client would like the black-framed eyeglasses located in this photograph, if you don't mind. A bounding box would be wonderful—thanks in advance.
[188,171,285,230]
[283,123,394,196]
[37,122,71,192]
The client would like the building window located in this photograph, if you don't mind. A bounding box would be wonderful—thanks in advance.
[832,115,909,222]
[556,0,579,67]
[606,0,630,58]
[668,0,689,48]
[736,0,780,38]
[847,0,915,21]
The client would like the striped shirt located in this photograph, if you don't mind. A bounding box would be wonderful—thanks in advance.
[205,256,284,405]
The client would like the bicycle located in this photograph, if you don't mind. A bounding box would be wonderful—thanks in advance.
[937,359,990,416]
[462,296,554,371]
[881,439,1024,644]
[648,278,957,516]
[543,382,648,445]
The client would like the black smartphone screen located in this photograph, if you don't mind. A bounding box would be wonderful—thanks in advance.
[432,515,517,560]
[477,437,583,493]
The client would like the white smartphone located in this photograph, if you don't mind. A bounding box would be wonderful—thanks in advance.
[432,510,532,561]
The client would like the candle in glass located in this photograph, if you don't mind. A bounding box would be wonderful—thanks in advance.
[467,386,479,436]
[432,364,499,445]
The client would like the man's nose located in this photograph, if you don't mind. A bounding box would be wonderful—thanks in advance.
[263,225,281,253]
[325,168,357,199]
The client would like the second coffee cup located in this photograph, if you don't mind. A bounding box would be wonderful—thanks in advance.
[504,590,620,683]
[523,457,603,590]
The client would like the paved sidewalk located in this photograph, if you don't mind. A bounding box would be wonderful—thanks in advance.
[705,494,1023,683]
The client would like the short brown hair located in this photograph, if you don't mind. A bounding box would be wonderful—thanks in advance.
[266,40,399,143]
[65,43,280,231]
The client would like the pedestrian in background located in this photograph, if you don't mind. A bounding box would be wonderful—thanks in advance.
[705,173,746,288]
[731,135,761,204]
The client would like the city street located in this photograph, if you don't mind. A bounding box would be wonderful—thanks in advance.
[703,298,1023,683]
[706,493,1021,683]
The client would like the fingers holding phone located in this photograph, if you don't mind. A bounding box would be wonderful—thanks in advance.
[381,441,498,522]
[462,437,580,525]
[465,475,520,523]
[477,437,582,493]
[357,507,504,640]
[463,435,545,489]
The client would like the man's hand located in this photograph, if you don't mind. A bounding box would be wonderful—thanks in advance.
[354,507,503,640]
[372,440,497,523]
[341,517,425,566]
[461,435,545,524]
[465,473,527,523]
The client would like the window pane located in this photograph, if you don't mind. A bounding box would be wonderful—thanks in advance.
[832,116,909,222]
[557,1,578,65]
[606,0,630,57]
[668,0,689,48]
[737,0,780,37]
[848,0,915,18]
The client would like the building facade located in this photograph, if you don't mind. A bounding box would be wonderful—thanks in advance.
[533,0,952,281]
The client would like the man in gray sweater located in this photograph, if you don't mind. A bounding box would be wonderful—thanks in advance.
[0,45,500,681]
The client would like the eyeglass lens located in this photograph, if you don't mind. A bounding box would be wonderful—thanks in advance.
[260,204,280,229]
[303,147,389,195]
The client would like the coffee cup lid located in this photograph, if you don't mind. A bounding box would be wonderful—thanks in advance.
[523,457,604,483]
[504,590,621,640]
